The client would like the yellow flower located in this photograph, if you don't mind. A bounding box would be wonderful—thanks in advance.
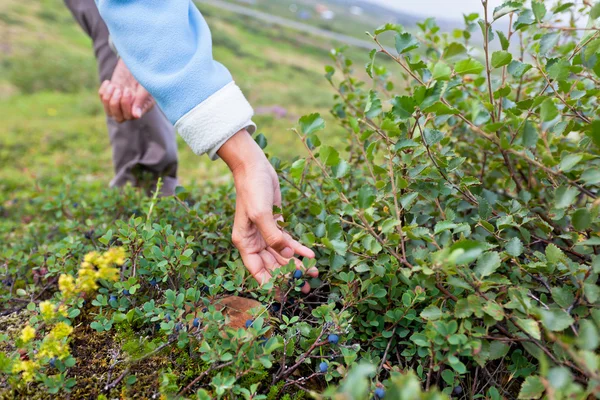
[20,325,36,343]
[97,265,120,282]
[50,322,73,340]
[57,304,68,317]
[37,337,67,360]
[105,247,126,266]
[58,274,77,298]
[77,264,99,293]
[12,360,37,382]
[84,251,99,264]
[39,301,56,321]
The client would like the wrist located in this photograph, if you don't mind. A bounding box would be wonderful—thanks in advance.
[218,129,266,176]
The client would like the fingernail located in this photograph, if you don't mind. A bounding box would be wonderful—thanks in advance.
[281,247,293,258]
[134,107,142,118]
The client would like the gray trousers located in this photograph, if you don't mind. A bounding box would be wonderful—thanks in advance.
[65,0,178,196]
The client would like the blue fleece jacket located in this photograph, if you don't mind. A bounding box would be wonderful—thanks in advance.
[96,0,255,159]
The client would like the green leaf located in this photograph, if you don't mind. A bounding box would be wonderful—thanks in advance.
[483,301,505,321]
[475,251,502,278]
[395,32,419,54]
[540,309,574,331]
[443,42,467,59]
[577,319,599,351]
[489,341,510,360]
[508,60,533,78]
[299,113,325,135]
[365,90,382,118]
[584,283,599,303]
[455,58,485,75]
[422,102,459,115]
[506,237,523,257]
[332,159,349,178]
[374,23,401,35]
[514,317,541,340]
[547,59,570,81]
[518,376,545,399]
[551,287,574,308]
[319,145,341,167]
[554,186,578,208]
[423,128,444,146]
[521,120,538,147]
[497,31,510,50]
[514,9,536,30]
[420,305,442,320]
[587,120,600,148]
[358,186,375,209]
[391,96,416,120]
[572,208,591,231]
[255,133,267,149]
[545,244,565,264]
[581,168,600,184]
[539,32,560,56]
[532,1,546,21]
[366,49,377,78]
[540,99,558,122]
[455,298,472,318]
[449,240,486,265]
[322,238,347,256]
[491,51,513,68]
[558,153,582,172]
[493,2,522,21]
[432,62,452,81]
[290,159,305,183]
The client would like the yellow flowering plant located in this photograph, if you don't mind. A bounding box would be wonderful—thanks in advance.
[8,247,125,388]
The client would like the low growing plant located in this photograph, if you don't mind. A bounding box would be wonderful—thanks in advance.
[1,0,599,398]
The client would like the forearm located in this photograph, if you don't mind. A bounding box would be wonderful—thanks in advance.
[218,130,266,175]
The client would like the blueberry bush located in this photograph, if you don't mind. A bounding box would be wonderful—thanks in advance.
[1,0,600,398]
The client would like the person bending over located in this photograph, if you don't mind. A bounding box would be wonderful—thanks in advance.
[95,0,317,287]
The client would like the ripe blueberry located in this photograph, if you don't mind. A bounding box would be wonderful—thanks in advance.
[328,334,339,344]
[374,388,385,399]
[271,303,281,312]
[122,289,130,296]
[293,269,303,279]
[319,361,328,373]
[165,314,171,322]
[193,318,200,328]
[109,295,117,302]
[149,279,157,286]
[453,386,463,395]
[49,357,56,368]
[175,322,183,332]
[245,319,253,328]
[202,307,208,313]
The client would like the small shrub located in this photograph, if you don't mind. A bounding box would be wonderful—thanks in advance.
[1,1,599,399]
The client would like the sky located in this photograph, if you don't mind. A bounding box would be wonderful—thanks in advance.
[366,0,505,20]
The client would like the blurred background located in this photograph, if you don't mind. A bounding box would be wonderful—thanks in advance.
[0,0,496,195]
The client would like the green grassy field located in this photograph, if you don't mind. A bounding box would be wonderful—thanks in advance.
[0,0,371,200]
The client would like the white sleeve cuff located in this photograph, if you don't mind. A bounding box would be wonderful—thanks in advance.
[174,81,257,160]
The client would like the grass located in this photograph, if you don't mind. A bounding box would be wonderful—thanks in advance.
[0,0,371,200]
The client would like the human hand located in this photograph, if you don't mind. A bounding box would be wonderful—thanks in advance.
[98,59,155,122]
[218,130,318,292]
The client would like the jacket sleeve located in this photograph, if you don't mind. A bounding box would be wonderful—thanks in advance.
[96,0,256,159]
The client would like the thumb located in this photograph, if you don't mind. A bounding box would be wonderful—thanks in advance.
[253,211,294,258]
[132,86,153,118]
